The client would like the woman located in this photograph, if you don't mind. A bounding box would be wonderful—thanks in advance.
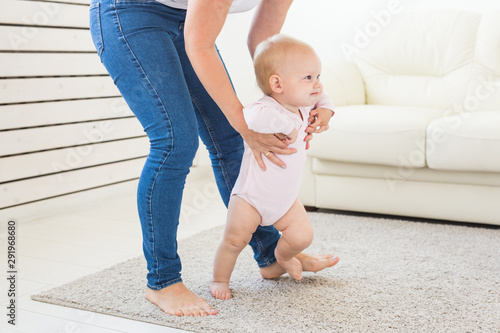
[89,0,336,317]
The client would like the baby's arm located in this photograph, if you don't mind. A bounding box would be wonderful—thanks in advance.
[314,92,335,113]
[305,92,335,149]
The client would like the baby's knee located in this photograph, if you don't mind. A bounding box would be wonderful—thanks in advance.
[299,230,314,250]
[288,228,314,251]
[224,235,249,253]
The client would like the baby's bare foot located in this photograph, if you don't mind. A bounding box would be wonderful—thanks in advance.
[210,281,232,300]
[276,256,303,280]
[146,282,217,317]
[260,253,339,279]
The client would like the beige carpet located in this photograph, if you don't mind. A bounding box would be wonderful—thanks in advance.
[32,212,500,332]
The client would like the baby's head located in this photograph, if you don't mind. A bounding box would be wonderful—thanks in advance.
[254,34,323,108]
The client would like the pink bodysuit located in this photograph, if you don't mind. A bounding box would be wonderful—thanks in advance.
[231,94,335,226]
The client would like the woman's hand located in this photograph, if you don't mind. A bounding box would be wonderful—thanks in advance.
[241,128,296,171]
[284,127,298,144]
[304,108,334,149]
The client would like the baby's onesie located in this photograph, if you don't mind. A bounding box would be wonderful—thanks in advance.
[232,94,334,226]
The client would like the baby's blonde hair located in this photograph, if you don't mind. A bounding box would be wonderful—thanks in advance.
[253,34,314,96]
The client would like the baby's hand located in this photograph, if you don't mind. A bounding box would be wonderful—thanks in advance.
[284,128,298,144]
[304,108,334,149]
[306,108,334,134]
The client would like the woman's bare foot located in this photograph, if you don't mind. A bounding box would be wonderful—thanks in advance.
[276,256,303,280]
[209,281,232,300]
[146,282,218,316]
[260,253,339,279]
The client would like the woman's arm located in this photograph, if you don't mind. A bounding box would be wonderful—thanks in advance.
[247,0,294,58]
[184,0,295,169]
[184,0,245,132]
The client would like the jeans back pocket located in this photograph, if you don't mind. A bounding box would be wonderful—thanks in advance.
[89,3,104,59]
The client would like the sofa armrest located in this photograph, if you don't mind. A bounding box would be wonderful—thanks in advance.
[323,59,366,106]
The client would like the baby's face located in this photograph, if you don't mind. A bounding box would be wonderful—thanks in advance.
[277,48,323,109]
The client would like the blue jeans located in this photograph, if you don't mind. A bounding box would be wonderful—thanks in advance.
[89,0,280,289]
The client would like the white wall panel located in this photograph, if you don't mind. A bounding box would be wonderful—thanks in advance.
[0,0,148,209]
[0,53,107,77]
[0,98,133,130]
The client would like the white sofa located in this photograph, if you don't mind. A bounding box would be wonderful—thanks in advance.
[299,10,500,226]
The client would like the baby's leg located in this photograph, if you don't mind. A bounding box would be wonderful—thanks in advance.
[273,198,314,281]
[210,196,261,300]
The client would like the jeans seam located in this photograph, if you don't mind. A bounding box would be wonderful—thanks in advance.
[253,233,274,267]
[114,2,174,287]
[189,89,234,193]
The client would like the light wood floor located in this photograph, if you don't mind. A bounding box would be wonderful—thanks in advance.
[1,164,226,333]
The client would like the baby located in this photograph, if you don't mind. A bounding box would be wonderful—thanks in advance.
[210,35,337,300]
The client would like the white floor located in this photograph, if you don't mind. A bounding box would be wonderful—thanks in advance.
[0,164,227,333]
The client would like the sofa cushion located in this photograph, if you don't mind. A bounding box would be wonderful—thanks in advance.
[355,11,481,110]
[426,110,500,172]
[308,105,443,168]
[311,159,500,188]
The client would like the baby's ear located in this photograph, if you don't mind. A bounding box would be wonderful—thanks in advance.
[269,74,283,94]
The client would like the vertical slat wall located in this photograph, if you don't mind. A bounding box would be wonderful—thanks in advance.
[0,0,149,209]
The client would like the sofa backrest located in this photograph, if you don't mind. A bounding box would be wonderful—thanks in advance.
[354,10,500,112]
[467,11,500,112]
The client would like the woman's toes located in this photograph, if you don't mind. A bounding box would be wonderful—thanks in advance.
[200,304,215,316]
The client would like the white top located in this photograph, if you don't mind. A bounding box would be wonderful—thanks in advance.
[154,0,261,13]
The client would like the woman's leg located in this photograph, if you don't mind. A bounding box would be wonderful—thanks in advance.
[92,0,215,316]
[171,29,282,268]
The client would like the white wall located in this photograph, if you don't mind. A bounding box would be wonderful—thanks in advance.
[217,0,500,106]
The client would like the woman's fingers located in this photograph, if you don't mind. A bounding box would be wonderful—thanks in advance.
[314,124,329,133]
[258,132,292,151]
[265,152,286,169]
[304,133,313,150]
[306,122,329,134]
[245,131,297,170]
[271,146,296,155]
[274,133,287,141]
[253,150,287,170]
[306,119,320,133]
[307,108,333,134]
[253,150,266,171]
[269,134,290,149]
